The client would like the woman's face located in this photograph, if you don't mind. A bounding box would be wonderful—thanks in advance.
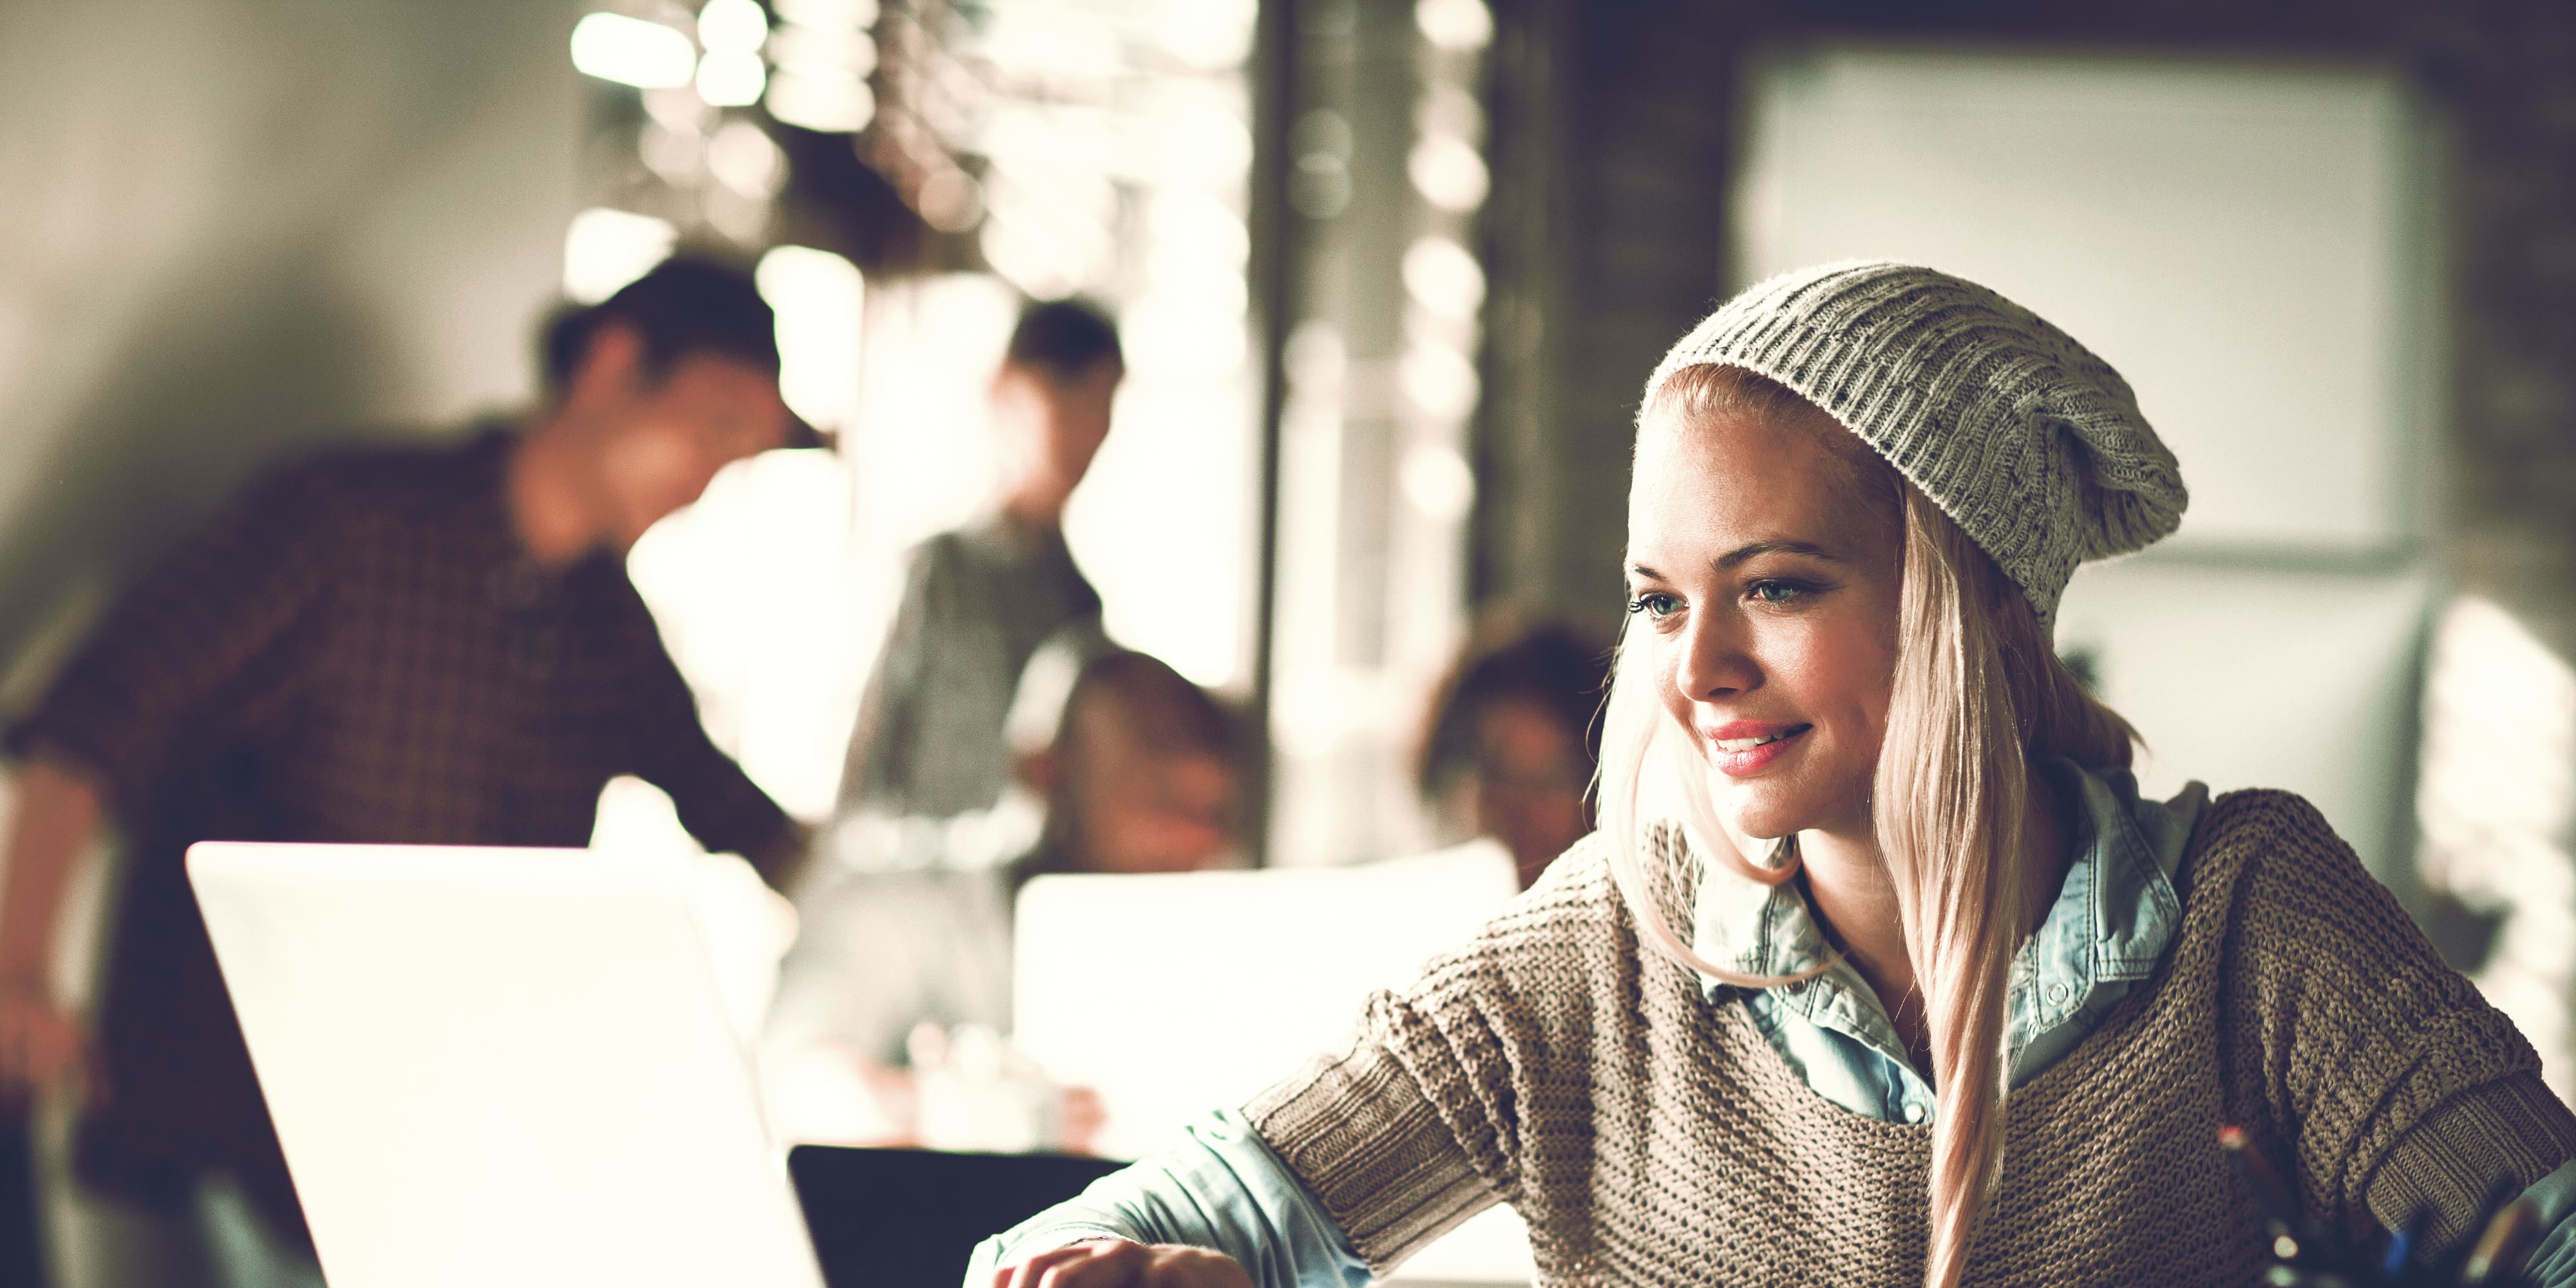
[1624,404,1904,843]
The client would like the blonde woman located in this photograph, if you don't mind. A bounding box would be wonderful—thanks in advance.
[966,264,2576,1287]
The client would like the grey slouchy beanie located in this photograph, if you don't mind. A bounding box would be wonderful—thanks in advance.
[1643,261,2188,631]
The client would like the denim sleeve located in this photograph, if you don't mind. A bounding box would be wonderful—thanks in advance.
[963,1109,1372,1288]
[2517,1159,2576,1287]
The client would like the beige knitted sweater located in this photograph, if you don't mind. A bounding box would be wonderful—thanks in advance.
[1245,791,2576,1285]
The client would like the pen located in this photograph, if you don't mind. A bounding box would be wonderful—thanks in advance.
[2382,1206,2430,1279]
[2222,1124,2315,1264]
[2464,1198,2540,1285]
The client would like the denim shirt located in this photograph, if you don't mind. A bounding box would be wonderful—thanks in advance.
[1698,759,2203,1124]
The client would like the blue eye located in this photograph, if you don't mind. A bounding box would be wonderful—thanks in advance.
[1626,592,1681,619]
[1747,580,1807,604]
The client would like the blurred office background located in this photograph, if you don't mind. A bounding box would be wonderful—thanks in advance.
[6,0,2576,1278]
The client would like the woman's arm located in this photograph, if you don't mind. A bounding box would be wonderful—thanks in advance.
[974,837,1603,1284]
[965,1110,1370,1288]
[2217,793,2576,1263]
[2365,1074,2576,1284]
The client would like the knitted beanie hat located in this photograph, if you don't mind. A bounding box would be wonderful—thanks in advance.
[1642,261,2188,632]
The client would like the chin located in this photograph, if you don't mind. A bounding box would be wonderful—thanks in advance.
[1708,777,1821,846]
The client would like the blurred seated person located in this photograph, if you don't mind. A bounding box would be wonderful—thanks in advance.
[1414,617,1610,888]
[766,644,1239,1149]
[831,299,1125,859]
[0,256,815,1285]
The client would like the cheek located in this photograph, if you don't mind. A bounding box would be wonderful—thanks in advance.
[607,424,685,482]
[611,424,721,502]
[1785,623,1897,748]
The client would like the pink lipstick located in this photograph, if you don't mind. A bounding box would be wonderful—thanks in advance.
[1700,720,1813,777]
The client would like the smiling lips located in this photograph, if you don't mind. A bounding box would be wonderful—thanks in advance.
[1701,720,1813,776]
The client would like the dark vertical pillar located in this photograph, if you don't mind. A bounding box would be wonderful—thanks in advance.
[1245,0,1305,866]
[1472,0,1733,642]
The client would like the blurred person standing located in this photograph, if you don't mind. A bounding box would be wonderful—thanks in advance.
[832,299,1123,846]
[0,257,815,1286]
[769,645,1239,1150]
[1416,618,1610,889]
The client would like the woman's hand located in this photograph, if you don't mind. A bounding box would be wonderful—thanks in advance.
[994,1239,1255,1288]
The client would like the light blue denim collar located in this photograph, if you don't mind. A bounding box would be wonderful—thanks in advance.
[1690,759,2206,1088]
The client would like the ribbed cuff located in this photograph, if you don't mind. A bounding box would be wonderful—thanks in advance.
[2365,1072,2576,1249]
[1244,1028,1498,1273]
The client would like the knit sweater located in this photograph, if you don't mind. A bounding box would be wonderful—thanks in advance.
[1244,791,2576,1285]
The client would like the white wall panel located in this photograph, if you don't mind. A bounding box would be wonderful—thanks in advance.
[1736,49,2442,553]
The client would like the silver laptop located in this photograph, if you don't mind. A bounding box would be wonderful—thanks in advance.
[189,841,825,1288]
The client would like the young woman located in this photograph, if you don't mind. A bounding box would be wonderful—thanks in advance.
[966,263,2576,1287]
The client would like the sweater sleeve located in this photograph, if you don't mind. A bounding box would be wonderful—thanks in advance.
[2362,1072,2576,1252]
[1242,989,1508,1274]
[1242,837,1625,1274]
[2217,791,2570,1249]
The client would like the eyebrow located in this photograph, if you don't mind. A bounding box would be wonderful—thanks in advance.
[1716,538,1842,569]
[1629,539,1844,583]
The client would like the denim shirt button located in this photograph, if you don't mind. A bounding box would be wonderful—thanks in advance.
[1902,1103,1928,1124]
[2045,983,2070,1006]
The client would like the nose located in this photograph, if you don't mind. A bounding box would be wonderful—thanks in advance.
[1672,607,1759,702]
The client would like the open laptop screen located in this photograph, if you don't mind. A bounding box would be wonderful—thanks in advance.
[788,1146,1126,1288]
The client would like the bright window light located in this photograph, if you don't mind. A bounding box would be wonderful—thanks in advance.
[706,120,788,198]
[1157,0,1255,70]
[697,0,769,52]
[1402,236,1484,320]
[766,65,875,133]
[1408,135,1489,213]
[1414,0,1493,52]
[775,0,877,25]
[2418,596,2576,1095]
[755,244,866,431]
[1399,343,1479,419]
[570,12,698,90]
[1400,443,1476,522]
[697,48,767,106]
[562,207,677,304]
[772,24,877,75]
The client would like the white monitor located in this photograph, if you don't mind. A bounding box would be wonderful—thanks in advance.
[188,842,824,1288]
[1012,840,1533,1283]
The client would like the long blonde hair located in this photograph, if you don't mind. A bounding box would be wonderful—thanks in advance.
[1602,363,2137,1288]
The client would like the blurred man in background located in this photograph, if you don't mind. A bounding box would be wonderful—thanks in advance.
[831,299,1124,850]
[1416,618,1610,889]
[0,257,813,1287]
[768,643,1239,1150]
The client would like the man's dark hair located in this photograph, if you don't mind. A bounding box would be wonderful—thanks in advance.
[540,255,781,394]
[1004,298,1124,384]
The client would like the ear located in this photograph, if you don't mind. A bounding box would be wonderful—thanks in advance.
[569,321,647,403]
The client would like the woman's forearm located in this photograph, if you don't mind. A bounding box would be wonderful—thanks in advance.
[965,1109,1370,1288]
